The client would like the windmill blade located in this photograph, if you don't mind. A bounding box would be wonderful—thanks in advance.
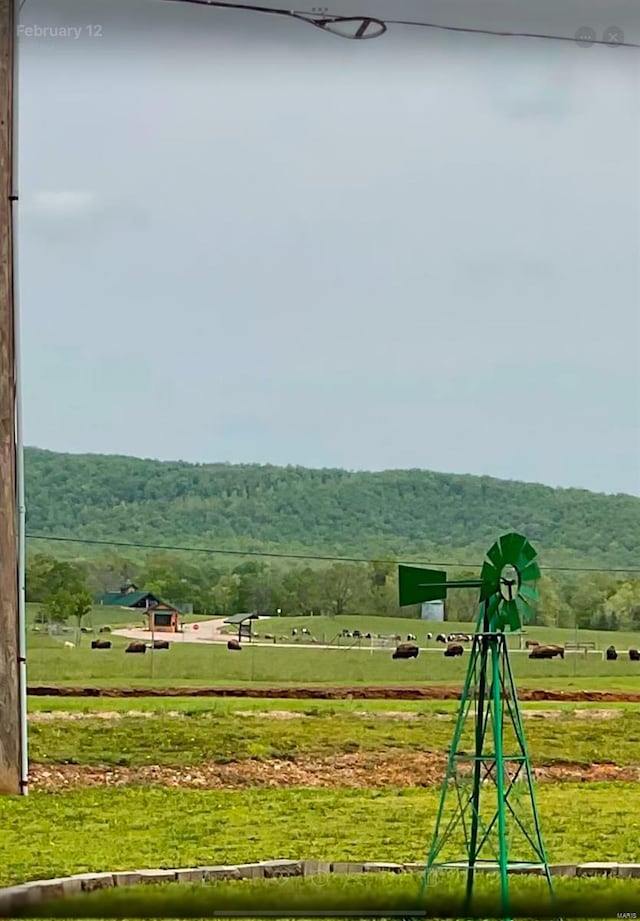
[519,583,539,603]
[498,532,528,563]
[516,540,538,569]
[515,595,535,624]
[519,560,541,584]
[480,560,500,601]
[487,541,503,569]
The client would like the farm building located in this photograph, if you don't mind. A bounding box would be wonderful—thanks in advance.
[98,583,181,633]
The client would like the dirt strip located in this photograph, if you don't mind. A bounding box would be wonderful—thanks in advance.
[26,685,640,701]
[28,753,640,791]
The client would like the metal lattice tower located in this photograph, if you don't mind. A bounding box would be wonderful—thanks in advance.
[398,533,558,920]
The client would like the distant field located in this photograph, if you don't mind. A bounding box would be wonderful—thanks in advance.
[253,613,640,651]
[26,630,640,688]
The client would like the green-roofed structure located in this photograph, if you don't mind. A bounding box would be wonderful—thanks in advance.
[98,582,180,632]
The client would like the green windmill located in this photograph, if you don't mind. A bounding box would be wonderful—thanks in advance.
[398,533,557,919]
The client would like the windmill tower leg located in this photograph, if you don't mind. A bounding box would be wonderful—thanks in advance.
[465,605,490,910]
[491,634,510,917]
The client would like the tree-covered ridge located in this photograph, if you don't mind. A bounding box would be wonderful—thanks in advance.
[24,447,640,567]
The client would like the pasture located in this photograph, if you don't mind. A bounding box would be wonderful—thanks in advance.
[250,612,640,653]
[26,629,640,688]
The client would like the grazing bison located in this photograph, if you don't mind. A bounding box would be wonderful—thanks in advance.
[444,643,464,657]
[436,633,447,644]
[152,640,169,650]
[529,644,564,660]
[227,639,242,651]
[125,642,146,654]
[629,648,640,661]
[91,639,111,650]
[392,643,419,660]
[606,645,618,661]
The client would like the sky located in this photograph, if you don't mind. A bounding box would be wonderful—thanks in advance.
[15,0,640,496]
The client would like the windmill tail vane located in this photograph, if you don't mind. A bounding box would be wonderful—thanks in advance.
[398,533,560,921]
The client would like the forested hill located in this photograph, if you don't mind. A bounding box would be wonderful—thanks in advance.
[24,447,640,568]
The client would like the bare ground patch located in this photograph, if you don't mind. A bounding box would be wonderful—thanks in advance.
[28,707,626,723]
[28,685,640,702]
[28,752,640,792]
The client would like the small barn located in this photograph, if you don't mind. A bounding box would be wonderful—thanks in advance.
[98,583,181,633]
[223,612,260,642]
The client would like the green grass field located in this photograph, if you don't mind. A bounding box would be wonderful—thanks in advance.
[26,697,640,768]
[26,630,640,688]
[260,613,640,652]
[1,783,638,888]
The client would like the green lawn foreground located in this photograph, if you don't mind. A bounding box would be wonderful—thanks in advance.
[26,701,640,768]
[0,784,638,889]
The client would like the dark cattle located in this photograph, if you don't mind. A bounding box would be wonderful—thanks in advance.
[291,629,298,636]
[629,648,640,661]
[125,642,146,654]
[406,633,417,642]
[364,632,372,639]
[444,643,464,657]
[91,639,111,650]
[436,633,447,644]
[392,643,419,660]
[606,645,618,661]
[529,644,564,660]
[99,626,111,633]
[426,632,433,640]
[352,630,362,638]
[227,639,242,651]
[525,640,539,649]
[152,640,169,650]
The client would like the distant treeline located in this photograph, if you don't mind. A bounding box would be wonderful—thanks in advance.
[26,551,640,632]
[24,447,640,569]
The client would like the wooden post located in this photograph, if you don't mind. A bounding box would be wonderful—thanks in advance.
[0,0,20,795]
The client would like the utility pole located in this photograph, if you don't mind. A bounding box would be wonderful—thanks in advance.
[0,0,22,796]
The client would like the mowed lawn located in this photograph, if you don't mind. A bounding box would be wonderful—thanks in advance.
[26,631,640,688]
[1,784,638,888]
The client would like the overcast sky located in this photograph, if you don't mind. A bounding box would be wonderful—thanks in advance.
[16,0,640,496]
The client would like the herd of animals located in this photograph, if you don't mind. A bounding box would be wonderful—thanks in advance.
[82,624,640,661]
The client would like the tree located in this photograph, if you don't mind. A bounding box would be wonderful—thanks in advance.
[31,555,93,640]
[535,574,571,627]
[605,580,640,631]
[562,573,620,630]
[318,564,369,616]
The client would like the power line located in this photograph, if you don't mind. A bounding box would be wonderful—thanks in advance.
[166,0,640,49]
[25,532,640,574]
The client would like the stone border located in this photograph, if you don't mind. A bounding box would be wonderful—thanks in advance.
[0,860,639,912]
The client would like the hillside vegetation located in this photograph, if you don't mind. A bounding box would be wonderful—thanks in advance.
[24,447,639,567]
